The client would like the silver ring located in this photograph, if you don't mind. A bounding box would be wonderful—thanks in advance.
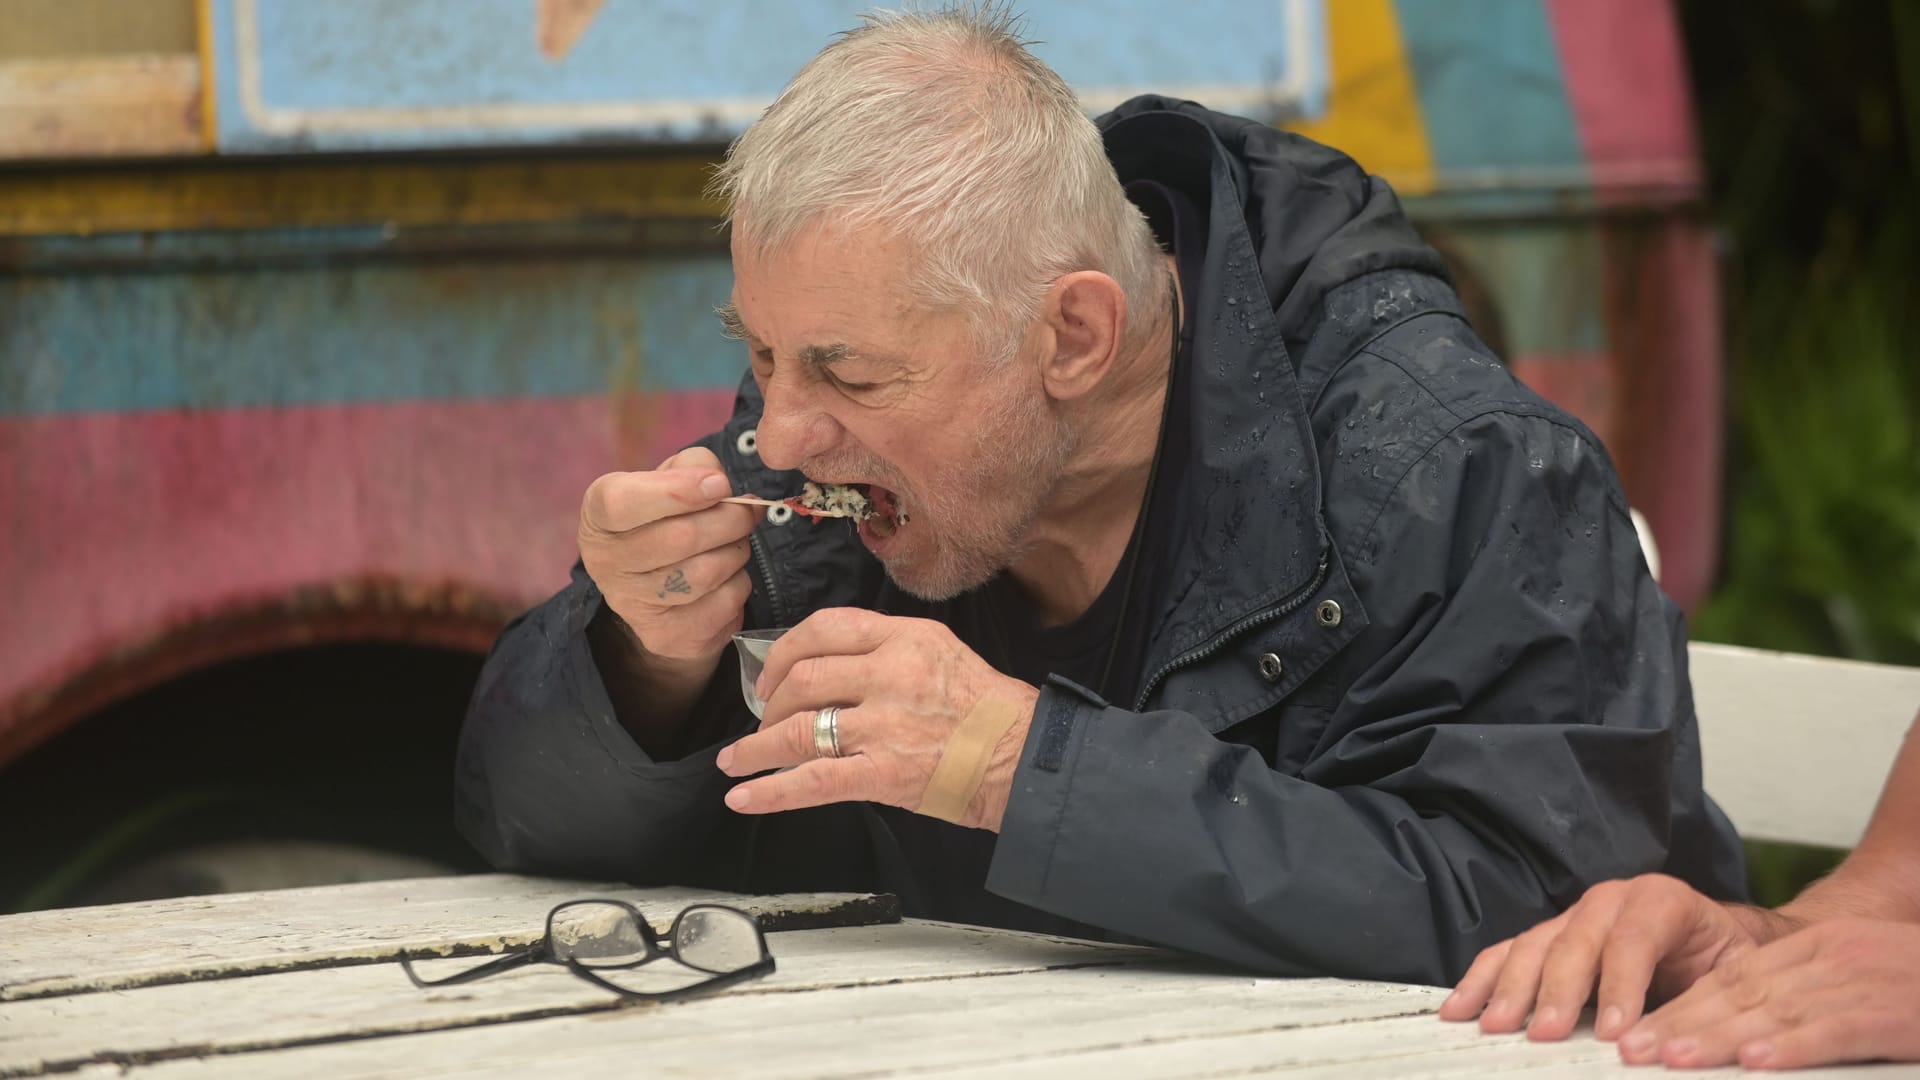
[812,706,843,759]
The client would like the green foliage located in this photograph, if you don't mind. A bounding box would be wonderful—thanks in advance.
[1689,247,1920,665]
[1743,840,1848,909]
[1677,0,1920,900]
[1682,0,1920,665]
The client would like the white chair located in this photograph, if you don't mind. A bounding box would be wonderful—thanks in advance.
[1689,642,1920,848]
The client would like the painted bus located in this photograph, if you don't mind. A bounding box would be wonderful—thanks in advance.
[0,0,1720,905]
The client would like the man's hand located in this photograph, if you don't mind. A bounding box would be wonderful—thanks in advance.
[578,448,760,712]
[1440,874,1788,1042]
[1617,918,1920,1070]
[714,608,1039,832]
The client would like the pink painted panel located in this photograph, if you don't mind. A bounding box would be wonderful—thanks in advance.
[0,389,737,747]
[1511,351,1619,455]
[1546,0,1703,195]
[1605,222,1723,614]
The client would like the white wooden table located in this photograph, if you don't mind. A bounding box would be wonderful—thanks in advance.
[3,874,1915,1079]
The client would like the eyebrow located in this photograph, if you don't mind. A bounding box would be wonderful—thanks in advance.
[714,302,878,371]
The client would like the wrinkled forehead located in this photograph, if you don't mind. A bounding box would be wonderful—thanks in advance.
[730,213,918,284]
[728,220,961,345]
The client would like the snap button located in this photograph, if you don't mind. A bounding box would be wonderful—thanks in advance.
[735,428,759,456]
[1315,600,1343,627]
[1258,653,1284,681]
[766,503,794,525]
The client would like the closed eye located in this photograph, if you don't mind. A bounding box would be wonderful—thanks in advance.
[826,371,878,393]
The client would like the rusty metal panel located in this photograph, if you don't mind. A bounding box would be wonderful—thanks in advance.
[0,242,745,765]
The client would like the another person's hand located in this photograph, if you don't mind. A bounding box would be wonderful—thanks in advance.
[715,608,1039,832]
[1440,874,1787,1042]
[578,447,759,675]
[1617,918,1920,1070]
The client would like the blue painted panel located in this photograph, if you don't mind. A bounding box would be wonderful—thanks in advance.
[0,254,744,417]
[1443,223,1607,356]
[1390,0,1585,182]
[211,0,1326,153]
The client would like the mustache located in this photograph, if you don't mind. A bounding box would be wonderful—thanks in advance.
[802,455,907,492]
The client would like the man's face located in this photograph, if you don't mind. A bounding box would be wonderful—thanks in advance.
[727,226,1075,600]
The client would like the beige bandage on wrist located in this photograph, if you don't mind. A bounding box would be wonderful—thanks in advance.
[915,697,1022,824]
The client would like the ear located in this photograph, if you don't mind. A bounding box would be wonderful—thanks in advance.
[1036,271,1126,402]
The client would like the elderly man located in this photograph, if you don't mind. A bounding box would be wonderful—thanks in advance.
[454,6,1744,984]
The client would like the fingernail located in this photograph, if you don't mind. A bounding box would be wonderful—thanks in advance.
[724,787,751,810]
[1665,1037,1698,1062]
[715,746,734,771]
[1487,998,1508,1017]
[701,474,730,499]
[1599,1006,1623,1037]
[1532,1006,1558,1033]
[1621,1030,1655,1056]
[1743,1041,1774,1067]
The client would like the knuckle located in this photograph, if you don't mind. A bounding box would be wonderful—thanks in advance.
[658,517,700,557]
[1541,931,1596,970]
[1514,921,1561,954]
[581,472,618,511]
[719,569,753,605]
[790,715,820,756]
[1725,971,1770,1012]
[790,657,824,696]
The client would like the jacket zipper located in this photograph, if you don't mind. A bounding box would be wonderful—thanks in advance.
[1132,551,1330,712]
[748,529,786,626]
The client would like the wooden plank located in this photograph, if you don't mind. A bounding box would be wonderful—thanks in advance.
[1689,642,1920,848]
[0,921,1150,1076]
[37,964,1445,1080]
[0,55,203,160]
[0,875,894,1002]
[924,1010,1920,1079]
[51,942,1919,1080]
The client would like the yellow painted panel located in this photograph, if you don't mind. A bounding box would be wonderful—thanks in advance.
[0,0,197,60]
[1284,0,1436,195]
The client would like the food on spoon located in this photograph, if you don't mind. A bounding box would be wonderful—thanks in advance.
[787,482,874,521]
[721,482,910,535]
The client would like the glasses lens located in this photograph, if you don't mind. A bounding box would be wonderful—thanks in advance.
[549,902,649,967]
[673,907,765,974]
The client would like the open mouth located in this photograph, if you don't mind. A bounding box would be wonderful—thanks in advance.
[859,483,909,543]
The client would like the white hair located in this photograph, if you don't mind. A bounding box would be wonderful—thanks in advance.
[711,3,1168,364]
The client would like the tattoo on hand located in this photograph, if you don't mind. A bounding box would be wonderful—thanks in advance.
[657,568,692,599]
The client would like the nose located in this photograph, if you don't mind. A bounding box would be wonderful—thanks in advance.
[754,372,840,472]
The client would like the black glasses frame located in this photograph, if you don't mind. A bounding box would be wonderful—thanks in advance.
[398,898,776,1003]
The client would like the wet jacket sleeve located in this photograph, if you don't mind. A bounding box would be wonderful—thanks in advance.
[453,563,758,884]
[987,410,1731,985]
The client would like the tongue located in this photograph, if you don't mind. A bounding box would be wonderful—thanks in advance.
[865,483,903,536]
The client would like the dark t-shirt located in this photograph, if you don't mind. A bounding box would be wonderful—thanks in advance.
[978,178,1204,700]
[841,180,1209,938]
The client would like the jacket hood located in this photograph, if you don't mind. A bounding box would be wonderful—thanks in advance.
[1099,95,1448,362]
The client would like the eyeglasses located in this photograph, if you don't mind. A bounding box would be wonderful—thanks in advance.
[399,899,775,1003]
